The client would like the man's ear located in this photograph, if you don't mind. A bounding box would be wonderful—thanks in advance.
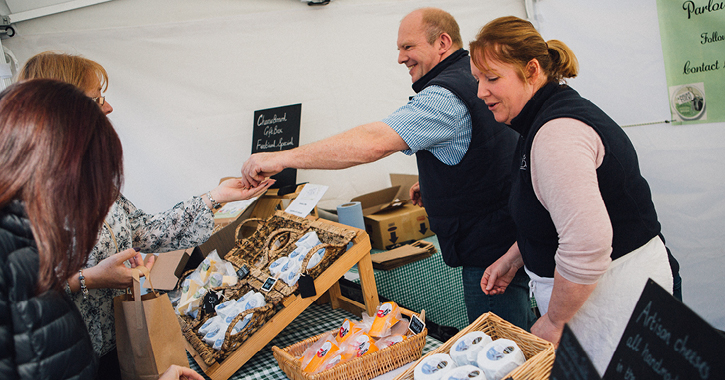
[438,33,453,54]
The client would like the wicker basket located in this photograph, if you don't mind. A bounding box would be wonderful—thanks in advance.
[178,211,359,367]
[393,312,555,380]
[273,310,427,380]
[177,280,284,366]
[226,211,358,298]
[226,211,313,269]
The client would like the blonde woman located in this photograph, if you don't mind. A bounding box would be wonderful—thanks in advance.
[18,52,272,379]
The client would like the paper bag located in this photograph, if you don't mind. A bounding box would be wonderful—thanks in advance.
[114,266,189,380]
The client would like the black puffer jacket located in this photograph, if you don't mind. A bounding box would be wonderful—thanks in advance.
[0,200,98,380]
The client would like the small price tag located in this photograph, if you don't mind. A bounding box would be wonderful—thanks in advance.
[260,276,278,292]
[202,291,222,314]
[297,273,317,298]
[408,314,426,335]
[236,264,250,280]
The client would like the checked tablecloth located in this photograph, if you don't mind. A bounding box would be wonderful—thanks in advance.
[187,302,442,380]
[350,235,469,331]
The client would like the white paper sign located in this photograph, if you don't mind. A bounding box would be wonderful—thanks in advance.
[284,183,328,217]
[214,198,256,218]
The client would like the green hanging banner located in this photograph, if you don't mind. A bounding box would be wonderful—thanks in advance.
[655,0,725,124]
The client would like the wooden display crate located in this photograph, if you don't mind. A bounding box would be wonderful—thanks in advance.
[184,219,380,380]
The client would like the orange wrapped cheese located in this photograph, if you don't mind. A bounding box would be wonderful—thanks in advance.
[368,302,401,338]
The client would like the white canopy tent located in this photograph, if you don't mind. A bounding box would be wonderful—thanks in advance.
[1,0,722,330]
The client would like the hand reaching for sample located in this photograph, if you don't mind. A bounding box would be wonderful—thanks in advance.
[240,152,285,188]
[159,365,205,380]
[82,247,154,290]
[211,177,275,203]
[409,182,423,207]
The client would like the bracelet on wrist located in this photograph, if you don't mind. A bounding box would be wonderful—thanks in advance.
[78,269,88,300]
[206,191,222,210]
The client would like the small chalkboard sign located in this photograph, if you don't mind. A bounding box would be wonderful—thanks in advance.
[297,273,316,298]
[550,324,601,380]
[603,279,725,379]
[252,104,301,189]
[408,314,426,335]
[260,276,278,292]
[235,264,250,281]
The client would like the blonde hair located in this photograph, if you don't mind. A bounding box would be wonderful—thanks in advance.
[417,8,463,50]
[469,16,578,84]
[17,51,109,94]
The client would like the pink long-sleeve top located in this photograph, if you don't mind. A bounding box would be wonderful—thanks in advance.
[530,118,613,285]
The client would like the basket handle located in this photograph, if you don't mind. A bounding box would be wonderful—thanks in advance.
[221,305,267,351]
[299,243,334,273]
[299,235,351,273]
[234,217,266,243]
[261,228,303,264]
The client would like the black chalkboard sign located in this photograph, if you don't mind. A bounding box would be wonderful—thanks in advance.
[603,279,725,379]
[408,314,425,335]
[252,104,301,189]
[550,324,601,380]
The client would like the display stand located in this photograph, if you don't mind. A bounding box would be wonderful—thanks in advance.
[185,221,379,380]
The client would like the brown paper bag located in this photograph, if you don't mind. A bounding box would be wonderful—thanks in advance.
[114,266,189,380]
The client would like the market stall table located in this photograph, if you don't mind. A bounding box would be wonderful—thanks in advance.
[187,302,443,380]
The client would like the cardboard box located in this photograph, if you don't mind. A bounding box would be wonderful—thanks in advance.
[334,173,433,250]
[144,248,193,290]
[370,240,436,270]
[363,202,434,250]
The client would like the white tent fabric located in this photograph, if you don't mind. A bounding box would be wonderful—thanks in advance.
[3,0,723,331]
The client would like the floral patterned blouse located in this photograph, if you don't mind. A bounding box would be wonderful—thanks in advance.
[67,193,214,357]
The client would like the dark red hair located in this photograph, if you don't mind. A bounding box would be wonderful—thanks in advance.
[0,79,123,293]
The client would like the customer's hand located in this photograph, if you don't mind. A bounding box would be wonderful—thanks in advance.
[240,152,285,188]
[210,177,275,204]
[409,182,423,207]
[83,248,154,289]
[159,365,205,380]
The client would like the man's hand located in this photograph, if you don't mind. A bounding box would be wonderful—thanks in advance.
[409,182,423,207]
[240,152,285,188]
[480,242,523,295]
[480,259,518,295]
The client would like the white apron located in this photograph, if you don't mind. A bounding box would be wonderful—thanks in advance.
[525,236,673,375]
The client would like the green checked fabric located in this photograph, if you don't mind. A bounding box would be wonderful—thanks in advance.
[187,302,442,379]
[352,235,469,331]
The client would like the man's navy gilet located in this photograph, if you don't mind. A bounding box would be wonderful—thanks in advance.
[413,49,519,268]
[509,82,661,278]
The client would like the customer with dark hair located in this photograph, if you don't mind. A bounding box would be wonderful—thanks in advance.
[471,16,678,374]
[18,51,273,378]
[0,79,203,380]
